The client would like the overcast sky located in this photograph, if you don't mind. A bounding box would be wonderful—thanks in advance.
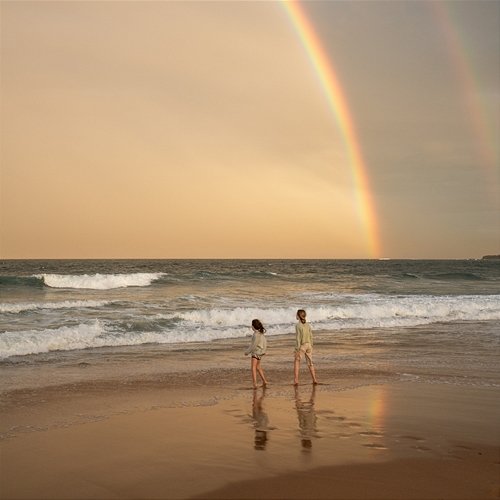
[1,1,498,259]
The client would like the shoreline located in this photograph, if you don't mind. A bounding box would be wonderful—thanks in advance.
[1,362,499,499]
[2,321,498,394]
[1,322,499,499]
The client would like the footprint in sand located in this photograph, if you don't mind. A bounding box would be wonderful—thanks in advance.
[359,431,384,438]
[452,444,474,451]
[411,445,432,452]
[224,409,245,416]
[363,443,387,450]
[316,410,336,416]
[398,435,426,442]
[446,444,477,460]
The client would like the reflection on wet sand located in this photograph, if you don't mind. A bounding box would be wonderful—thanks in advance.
[295,384,318,452]
[252,387,269,450]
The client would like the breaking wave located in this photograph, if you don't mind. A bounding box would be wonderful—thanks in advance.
[1,294,499,358]
[37,273,165,290]
[0,300,113,314]
[0,273,165,290]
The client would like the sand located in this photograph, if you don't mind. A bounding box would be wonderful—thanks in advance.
[1,342,499,500]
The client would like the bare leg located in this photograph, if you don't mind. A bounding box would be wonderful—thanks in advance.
[305,352,318,384]
[251,357,258,388]
[308,363,319,384]
[294,355,300,385]
[256,360,268,386]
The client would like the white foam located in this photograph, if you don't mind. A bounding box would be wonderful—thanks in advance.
[1,294,499,358]
[0,321,171,358]
[0,321,108,357]
[0,321,253,358]
[0,300,113,314]
[160,294,500,331]
[37,273,165,290]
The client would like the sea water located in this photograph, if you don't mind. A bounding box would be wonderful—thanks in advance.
[1,259,499,384]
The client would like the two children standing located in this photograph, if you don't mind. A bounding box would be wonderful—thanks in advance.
[245,309,319,389]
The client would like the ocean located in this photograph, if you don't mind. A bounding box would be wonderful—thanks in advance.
[1,259,499,387]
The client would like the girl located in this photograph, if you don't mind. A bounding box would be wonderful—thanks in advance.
[245,319,269,389]
[294,309,318,385]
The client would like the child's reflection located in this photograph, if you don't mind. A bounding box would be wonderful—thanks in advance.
[252,387,269,450]
[294,384,318,452]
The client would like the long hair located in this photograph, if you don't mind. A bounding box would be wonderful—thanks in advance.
[252,319,266,333]
[297,309,307,324]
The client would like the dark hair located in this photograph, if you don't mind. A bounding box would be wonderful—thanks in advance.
[252,319,266,333]
[297,309,307,324]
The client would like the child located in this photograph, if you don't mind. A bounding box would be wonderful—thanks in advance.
[245,319,269,389]
[294,309,318,385]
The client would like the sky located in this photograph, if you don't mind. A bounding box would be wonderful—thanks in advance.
[1,0,499,259]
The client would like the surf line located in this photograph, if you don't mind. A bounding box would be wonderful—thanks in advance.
[282,0,381,258]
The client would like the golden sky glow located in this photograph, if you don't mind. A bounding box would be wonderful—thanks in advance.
[1,1,498,259]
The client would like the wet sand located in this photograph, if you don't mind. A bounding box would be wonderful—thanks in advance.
[1,345,499,500]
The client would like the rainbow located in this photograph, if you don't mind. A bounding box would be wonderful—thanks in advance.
[282,1,381,258]
[429,2,498,190]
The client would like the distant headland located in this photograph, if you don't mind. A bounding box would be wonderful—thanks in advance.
[482,255,500,260]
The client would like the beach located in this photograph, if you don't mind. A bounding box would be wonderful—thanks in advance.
[1,331,499,500]
[3,0,500,492]
[1,259,499,499]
